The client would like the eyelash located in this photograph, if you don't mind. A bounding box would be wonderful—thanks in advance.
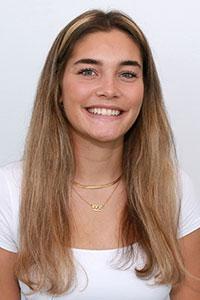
[120,71,137,79]
[77,68,138,79]
[77,68,96,76]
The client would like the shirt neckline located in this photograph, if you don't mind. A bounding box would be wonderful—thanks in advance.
[71,242,137,253]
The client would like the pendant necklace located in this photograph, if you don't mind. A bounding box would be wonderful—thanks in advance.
[72,178,121,212]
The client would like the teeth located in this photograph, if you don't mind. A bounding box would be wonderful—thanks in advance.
[87,108,121,116]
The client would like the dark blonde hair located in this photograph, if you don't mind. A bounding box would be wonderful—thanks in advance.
[16,9,184,295]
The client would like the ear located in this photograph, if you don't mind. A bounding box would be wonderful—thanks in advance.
[59,96,63,104]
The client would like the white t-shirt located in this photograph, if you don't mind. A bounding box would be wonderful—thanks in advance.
[0,161,200,300]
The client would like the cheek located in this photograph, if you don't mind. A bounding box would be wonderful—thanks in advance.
[62,79,94,106]
[128,82,144,109]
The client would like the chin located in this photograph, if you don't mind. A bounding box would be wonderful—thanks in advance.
[70,126,124,144]
[88,133,124,144]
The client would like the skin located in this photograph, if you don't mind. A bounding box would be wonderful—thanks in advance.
[1,29,200,299]
[61,29,200,299]
[61,29,144,185]
[62,29,144,250]
[170,229,200,299]
[62,29,144,145]
[1,233,200,299]
[0,248,20,299]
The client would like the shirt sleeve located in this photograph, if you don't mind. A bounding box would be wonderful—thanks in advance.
[178,170,200,238]
[0,168,18,252]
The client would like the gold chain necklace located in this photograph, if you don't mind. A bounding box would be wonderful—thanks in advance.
[72,179,120,212]
[73,174,122,189]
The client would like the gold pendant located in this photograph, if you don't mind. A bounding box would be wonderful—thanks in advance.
[90,203,104,212]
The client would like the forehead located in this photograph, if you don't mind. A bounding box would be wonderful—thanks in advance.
[69,29,142,62]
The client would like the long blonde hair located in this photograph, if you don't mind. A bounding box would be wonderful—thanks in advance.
[16,9,184,295]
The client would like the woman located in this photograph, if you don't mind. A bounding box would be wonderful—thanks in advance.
[0,9,200,300]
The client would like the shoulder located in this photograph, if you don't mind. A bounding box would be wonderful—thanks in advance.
[179,169,196,195]
[0,160,22,184]
[178,168,200,238]
[0,160,22,207]
[0,160,22,198]
[0,161,22,253]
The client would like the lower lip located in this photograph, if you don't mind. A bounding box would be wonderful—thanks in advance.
[84,109,125,120]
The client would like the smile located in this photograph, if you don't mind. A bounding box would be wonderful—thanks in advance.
[87,107,121,116]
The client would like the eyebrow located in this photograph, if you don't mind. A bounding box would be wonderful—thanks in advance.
[74,58,142,69]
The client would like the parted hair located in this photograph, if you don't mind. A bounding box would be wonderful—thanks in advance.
[15,9,184,295]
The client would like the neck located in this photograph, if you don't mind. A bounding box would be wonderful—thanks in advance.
[72,134,123,185]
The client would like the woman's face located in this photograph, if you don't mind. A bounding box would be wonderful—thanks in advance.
[61,29,144,144]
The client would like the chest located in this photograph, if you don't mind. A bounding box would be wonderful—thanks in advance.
[69,189,128,249]
[19,246,172,300]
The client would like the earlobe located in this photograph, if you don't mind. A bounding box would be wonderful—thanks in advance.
[59,97,63,105]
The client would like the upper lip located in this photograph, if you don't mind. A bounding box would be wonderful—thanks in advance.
[84,105,125,111]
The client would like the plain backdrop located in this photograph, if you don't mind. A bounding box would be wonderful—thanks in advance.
[0,0,199,195]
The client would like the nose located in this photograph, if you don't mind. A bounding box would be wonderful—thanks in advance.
[95,75,121,99]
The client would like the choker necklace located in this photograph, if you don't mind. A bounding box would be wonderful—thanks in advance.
[73,174,122,190]
[72,179,120,212]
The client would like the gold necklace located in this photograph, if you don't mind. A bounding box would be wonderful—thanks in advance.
[72,179,120,212]
[73,174,122,189]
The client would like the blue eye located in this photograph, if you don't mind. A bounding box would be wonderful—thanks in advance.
[121,72,137,79]
[78,68,96,76]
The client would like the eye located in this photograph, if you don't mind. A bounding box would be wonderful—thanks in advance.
[120,71,137,79]
[77,68,97,77]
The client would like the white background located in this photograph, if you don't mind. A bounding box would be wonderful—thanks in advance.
[0,0,199,195]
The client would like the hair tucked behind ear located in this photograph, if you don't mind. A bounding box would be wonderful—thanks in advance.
[15,9,184,295]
